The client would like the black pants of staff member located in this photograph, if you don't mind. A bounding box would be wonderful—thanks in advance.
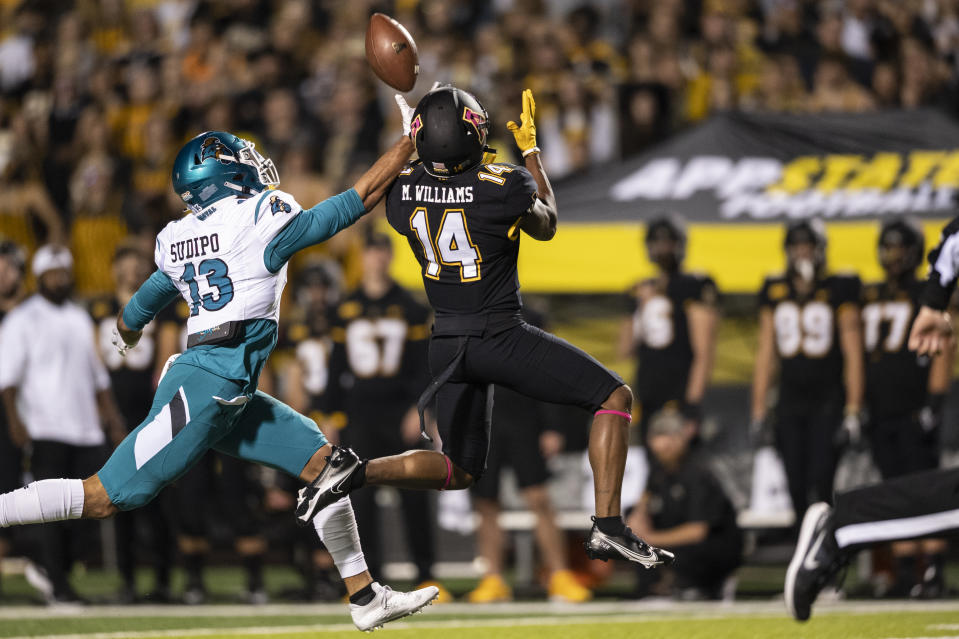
[30,440,105,597]
[775,398,842,522]
[114,493,175,597]
[670,532,744,596]
[832,466,959,552]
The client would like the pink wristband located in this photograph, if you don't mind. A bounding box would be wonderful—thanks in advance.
[595,409,632,423]
[440,455,453,490]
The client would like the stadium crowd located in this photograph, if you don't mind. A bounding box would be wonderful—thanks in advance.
[1,0,958,605]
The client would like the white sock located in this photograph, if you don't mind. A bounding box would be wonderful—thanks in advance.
[312,496,368,579]
[0,479,85,528]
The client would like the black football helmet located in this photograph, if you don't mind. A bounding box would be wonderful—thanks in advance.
[411,85,490,177]
[878,217,924,277]
[783,218,826,279]
[644,213,687,269]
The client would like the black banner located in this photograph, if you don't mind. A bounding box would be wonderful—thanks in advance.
[555,109,959,223]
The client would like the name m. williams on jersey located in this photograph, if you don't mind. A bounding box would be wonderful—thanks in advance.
[169,232,221,264]
[401,184,474,204]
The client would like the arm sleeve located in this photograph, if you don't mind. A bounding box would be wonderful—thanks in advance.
[503,166,538,221]
[757,278,773,309]
[836,275,862,308]
[122,270,181,331]
[263,189,366,273]
[0,313,26,389]
[921,216,959,310]
[693,275,720,307]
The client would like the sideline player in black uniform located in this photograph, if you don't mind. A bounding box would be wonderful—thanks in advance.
[323,231,448,598]
[751,219,864,521]
[297,86,674,568]
[861,218,951,597]
[785,216,959,622]
[0,240,26,599]
[620,215,719,438]
[90,243,175,603]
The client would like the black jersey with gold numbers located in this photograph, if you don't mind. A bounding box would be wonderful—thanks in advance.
[861,278,929,418]
[324,283,431,420]
[385,161,538,317]
[758,273,861,399]
[631,273,718,405]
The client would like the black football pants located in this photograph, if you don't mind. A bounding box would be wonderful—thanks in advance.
[833,466,959,551]
[775,399,841,519]
[30,440,105,595]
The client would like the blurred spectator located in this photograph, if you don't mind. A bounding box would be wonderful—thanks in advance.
[0,245,125,604]
[0,0,956,299]
[627,408,743,600]
[0,239,26,600]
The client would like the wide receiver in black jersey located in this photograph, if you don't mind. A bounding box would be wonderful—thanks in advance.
[620,215,719,439]
[297,86,674,568]
[751,219,864,521]
[862,218,951,597]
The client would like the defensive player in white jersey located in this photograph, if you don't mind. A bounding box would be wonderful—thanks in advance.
[0,124,438,630]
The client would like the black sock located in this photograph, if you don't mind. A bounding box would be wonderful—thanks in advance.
[595,516,626,535]
[244,554,264,592]
[348,461,368,491]
[183,553,205,590]
[349,582,376,606]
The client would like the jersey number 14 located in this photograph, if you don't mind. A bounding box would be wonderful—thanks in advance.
[410,208,482,282]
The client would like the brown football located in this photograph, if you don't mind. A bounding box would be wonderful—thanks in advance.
[365,13,419,92]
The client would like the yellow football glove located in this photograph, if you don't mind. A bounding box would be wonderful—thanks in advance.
[506,89,539,157]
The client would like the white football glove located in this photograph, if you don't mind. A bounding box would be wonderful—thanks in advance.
[111,327,136,357]
[395,94,414,137]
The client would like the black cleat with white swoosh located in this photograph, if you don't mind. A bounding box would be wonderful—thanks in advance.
[296,446,363,526]
[784,502,849,622]
[584,517,675,568]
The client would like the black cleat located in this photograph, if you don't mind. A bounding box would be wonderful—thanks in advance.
[785,502,848,621]
[296,446,363,526]
[584,517,675,568]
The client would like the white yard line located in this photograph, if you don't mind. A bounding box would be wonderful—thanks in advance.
[3,598,959,620]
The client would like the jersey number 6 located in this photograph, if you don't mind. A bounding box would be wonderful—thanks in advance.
[410,208,482,282]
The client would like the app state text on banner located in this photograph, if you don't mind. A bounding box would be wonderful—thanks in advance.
[555,109,959,223]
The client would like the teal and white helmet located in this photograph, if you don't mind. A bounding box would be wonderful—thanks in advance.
[171,131,279,214]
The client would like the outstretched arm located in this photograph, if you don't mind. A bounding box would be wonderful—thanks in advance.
[115,270,180,352]
[508,89,557,241]
[353,136,415,212]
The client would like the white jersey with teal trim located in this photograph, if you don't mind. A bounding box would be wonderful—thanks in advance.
[154,189,302,335]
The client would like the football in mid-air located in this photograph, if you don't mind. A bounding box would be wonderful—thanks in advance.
[365,13,419,92]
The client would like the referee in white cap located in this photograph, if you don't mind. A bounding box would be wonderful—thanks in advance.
[0,245,125,604]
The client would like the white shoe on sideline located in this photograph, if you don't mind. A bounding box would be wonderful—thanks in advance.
[350,582,439,632]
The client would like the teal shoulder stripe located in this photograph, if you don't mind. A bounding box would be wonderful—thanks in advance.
[252,191,274,225]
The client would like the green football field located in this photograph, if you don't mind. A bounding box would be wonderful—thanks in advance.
[1,601,959,639]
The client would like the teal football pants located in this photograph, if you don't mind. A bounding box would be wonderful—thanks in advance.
[99,362,327,511]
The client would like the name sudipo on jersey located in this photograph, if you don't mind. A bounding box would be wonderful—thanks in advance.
[401,184,474,204]
[169,233,220,264]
